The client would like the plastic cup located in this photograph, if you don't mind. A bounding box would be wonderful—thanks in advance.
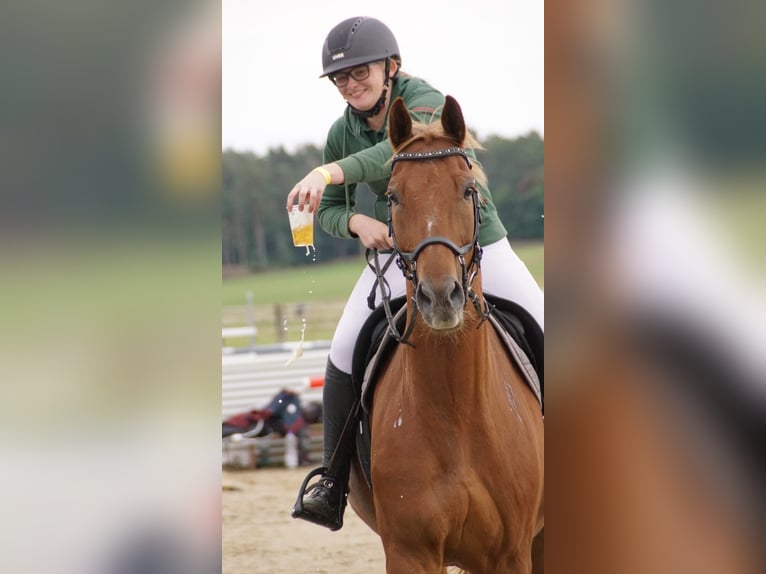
[288,206,314,247]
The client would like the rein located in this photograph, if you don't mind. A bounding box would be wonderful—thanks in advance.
[367,146,494,345]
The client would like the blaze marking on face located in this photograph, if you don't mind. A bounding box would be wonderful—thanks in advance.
[422,201,437,233]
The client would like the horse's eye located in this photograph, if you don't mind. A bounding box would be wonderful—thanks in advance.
[386,191,400,206]
[464,186,476,200]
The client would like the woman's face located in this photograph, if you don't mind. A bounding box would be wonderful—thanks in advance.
[330,60,391,110]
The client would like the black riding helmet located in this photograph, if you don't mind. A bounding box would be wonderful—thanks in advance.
[321,17,401,118]
[320,17,400,78]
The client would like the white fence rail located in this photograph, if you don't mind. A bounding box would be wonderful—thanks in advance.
[222,344,329,418]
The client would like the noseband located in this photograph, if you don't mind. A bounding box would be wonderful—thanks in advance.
[367,146,493,345]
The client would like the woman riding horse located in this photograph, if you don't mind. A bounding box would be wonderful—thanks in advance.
[286,15,544,532]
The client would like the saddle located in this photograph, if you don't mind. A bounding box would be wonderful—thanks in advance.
[349,294,544,487]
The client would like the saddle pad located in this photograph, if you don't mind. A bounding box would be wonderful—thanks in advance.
[487,314,542,408]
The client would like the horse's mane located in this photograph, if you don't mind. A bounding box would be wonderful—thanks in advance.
[389,112,488,190]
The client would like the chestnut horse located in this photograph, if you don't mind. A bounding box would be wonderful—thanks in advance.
[348,96,544,573]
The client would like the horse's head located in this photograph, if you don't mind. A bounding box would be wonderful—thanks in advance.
[387,95,484,332]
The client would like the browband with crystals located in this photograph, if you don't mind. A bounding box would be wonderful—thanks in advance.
[391,146,472,169]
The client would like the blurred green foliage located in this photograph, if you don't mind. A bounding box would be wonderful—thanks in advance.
[223,132,544,271]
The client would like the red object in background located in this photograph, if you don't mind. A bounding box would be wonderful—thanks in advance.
[305,375,324,389]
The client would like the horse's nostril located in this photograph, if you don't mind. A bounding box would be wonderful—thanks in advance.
[415,283,433,311]
[449,280,465,309]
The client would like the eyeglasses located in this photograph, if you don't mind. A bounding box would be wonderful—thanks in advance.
[328,64,371,87]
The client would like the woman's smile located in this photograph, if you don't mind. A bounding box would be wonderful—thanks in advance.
[345,86,369,104]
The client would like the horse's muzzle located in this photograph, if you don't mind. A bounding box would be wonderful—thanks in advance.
[415,278,465,330]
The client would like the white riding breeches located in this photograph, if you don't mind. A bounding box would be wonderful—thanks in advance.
[328,238,544,374]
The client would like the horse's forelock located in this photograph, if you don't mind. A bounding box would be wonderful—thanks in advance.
[388,119,488,188]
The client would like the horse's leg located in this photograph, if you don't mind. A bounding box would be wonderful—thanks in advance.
[531,528,544,574]
[382,548,444,574]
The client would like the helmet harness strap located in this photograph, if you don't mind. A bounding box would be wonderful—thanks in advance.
[349,58,394,118]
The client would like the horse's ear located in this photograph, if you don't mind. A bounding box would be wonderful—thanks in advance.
[388,97,412,148]
[440,95,466,145]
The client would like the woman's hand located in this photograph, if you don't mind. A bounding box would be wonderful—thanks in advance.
[286,164,341,214]
[349,214,394,250]
[285,170,327,214]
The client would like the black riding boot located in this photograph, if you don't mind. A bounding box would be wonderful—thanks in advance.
[292,358,356,530]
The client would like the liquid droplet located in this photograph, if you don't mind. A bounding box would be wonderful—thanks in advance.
[285,317,308,366]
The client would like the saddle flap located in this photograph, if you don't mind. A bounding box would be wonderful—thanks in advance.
[350,297,407,405]
[350,299,407,488]
[484,293,544,405]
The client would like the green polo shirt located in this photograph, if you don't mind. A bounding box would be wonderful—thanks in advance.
[317,75,507,245]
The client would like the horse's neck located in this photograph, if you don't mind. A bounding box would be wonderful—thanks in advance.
[403,312,492,402]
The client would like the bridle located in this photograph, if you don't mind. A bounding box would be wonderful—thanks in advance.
[389,146,483,292]
[367,146,494,345]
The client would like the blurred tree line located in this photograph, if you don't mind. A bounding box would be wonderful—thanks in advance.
[223,131,543,271]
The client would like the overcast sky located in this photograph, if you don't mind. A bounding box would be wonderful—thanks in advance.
[222,0,543,155]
